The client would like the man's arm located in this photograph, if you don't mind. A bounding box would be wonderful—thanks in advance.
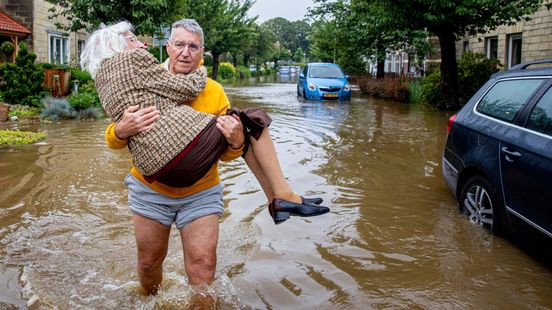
[105,105,160,149]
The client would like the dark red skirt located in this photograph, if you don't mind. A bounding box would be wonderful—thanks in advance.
[143,107,271,187]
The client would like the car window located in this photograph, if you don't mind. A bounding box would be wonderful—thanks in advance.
[309,66,344,78]
[527,87,552,136]
[477,79,545,122]
[303,66,308,76]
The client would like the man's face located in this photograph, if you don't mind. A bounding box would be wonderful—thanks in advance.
[166,28,204,75]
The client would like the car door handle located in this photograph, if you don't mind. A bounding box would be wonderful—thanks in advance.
[501,146,522,162]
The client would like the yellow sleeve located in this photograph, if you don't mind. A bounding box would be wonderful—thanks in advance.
[105,122,129,149]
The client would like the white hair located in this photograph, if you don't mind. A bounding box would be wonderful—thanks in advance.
[170,19,204,46]
[80,21,133,79]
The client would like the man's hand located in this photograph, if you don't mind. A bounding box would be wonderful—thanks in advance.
[114,105,161,140]
[216,115,245,149]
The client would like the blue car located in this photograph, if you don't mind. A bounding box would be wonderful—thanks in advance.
[297,63,351,101]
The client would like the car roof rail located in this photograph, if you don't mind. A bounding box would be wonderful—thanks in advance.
[510,59,552,70]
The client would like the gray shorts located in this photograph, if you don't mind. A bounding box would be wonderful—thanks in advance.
[124,174,224,230]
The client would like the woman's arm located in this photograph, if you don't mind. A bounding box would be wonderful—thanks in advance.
[131,49,207,103]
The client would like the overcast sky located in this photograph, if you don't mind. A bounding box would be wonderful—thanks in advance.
[248,0,316,23]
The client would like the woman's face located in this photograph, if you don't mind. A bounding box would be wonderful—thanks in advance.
[124,32,145,50]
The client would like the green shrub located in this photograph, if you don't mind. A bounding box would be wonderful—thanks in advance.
[237,65,251,79]
[69,92,100,110]
[421,71,442,107]
[0,42,47,106]
[1,41,15,55]
[458,52,501,105]
[218,62,238,80]
[8,105,41,118]
[408,80,425,104]
[69,68,92,91]
[0,130,47,146]
[40,97,76,120]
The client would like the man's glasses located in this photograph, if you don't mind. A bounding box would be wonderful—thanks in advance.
[169,40,201,53]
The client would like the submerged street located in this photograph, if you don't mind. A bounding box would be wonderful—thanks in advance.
[1,76,551,309]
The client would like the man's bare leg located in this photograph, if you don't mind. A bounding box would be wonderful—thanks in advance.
[180,214,219,308]
[133,214,171,295]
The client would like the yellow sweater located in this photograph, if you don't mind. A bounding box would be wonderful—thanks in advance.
[105,77,243,198]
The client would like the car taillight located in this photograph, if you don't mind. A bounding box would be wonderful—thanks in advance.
[447,114,456,135]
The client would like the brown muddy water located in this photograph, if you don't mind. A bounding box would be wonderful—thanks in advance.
[1,76,551,309]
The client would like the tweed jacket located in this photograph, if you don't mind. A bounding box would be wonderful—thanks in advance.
[95,48,214,176]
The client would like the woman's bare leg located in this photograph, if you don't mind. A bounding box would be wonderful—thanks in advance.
[244,128,301,203]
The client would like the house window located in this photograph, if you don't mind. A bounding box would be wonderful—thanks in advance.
[485,36,498,59]
[507,33,522,68]
[49,34,70,65]
[463,41,470,53]
[77,40,85,64]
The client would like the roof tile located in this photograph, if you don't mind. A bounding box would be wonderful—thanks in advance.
[0,11,31,35]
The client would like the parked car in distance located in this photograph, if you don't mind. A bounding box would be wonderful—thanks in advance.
[278,66,290,75]
[442,59,552,256]
[297,63,351,101]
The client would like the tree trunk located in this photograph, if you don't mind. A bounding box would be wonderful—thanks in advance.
[376,57,385,79]
[212,52,220,81]
[436,31,459,109]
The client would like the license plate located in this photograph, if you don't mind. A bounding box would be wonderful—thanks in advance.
[324,93,339,98]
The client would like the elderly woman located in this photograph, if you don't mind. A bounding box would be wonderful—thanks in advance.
[81,21,329,224]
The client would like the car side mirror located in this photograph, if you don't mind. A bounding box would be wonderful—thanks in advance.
[345,75,350,80]
[299,73,304,78]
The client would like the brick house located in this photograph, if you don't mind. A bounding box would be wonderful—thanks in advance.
[0,0,89,65]
[457,5,552,69]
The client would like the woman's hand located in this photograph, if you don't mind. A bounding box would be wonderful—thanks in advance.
[114,105,160,140]
[216,114,245,149]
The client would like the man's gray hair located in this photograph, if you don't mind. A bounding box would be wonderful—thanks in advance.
[80,21,133,79]
[170,19,204,46]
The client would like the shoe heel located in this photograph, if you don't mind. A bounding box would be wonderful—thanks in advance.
[273,211,289,225]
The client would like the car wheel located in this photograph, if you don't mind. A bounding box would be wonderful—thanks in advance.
[303,89,307,99]
[297,86,301,97]
[459,176,503,233]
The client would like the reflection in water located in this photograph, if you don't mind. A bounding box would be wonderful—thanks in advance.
[1,80,551,309]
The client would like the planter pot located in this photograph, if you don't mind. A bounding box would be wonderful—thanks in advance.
[44,69,71,97]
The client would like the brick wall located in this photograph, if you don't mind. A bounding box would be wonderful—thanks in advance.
[457,5,552,69]
[32,0,89,65]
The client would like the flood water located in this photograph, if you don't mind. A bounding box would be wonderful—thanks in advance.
[1,76,551,309]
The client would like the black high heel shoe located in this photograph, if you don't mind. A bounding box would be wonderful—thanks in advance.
[268,198,330,225]
[301,196,323,205]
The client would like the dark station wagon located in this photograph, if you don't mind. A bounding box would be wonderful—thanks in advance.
[442,60,552,256]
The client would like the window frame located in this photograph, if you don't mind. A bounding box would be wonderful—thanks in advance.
[484,36,498,60]
[507,33,522,69]
[48,33,70,65]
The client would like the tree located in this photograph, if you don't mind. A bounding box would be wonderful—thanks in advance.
[46,0,176,35]
[177,0,256,80]
[309,0,430,76]
[364,0,550,109]
[261,18,312,58]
